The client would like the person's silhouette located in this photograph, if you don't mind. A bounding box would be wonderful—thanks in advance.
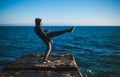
[34,18,75,63]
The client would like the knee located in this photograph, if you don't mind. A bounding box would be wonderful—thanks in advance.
[46,42,52,50]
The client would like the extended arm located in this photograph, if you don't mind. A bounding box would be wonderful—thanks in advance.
[44,28,50,33]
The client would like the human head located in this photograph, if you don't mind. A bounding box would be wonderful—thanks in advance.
[35,18,42,26]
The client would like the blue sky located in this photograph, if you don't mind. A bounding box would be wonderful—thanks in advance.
[0,0,120,26]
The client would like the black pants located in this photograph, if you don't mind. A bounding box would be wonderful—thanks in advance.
[44,29,69,61]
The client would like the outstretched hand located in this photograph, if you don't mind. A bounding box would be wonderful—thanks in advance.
[44,28,50,33]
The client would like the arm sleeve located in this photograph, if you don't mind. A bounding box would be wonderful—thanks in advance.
[43,28,50,33]
[41,31,50,42]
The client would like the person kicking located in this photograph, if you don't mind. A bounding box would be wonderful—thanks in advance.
[34,18,76,63]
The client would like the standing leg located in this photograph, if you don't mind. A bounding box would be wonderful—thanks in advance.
[43,42,52,63]
[47,26,75,38]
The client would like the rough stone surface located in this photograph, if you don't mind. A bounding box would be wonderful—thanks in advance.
[0,53,82,77]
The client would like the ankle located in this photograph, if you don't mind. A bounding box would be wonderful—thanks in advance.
[69,26,76,33]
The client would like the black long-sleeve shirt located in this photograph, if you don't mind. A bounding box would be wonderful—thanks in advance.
[34,26,50,43]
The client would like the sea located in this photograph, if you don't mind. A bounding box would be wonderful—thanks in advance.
[0,26,120,77]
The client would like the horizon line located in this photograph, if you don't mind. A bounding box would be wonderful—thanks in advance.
[0,24,120,26]
[0,25,120,27]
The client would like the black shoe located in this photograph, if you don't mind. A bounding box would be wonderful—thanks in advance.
[69,26,76,33]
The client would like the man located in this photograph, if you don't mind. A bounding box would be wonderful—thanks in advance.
[34,18,75,63]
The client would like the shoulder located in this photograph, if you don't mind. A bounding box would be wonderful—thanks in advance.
[35,26,44,32]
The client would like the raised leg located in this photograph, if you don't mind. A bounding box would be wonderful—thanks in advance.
[47,26,75,38]
[47,29,69,38]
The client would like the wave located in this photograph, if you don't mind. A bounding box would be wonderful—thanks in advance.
[0,57,16,62]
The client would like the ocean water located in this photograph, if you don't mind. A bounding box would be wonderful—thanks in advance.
[0,26,120,77]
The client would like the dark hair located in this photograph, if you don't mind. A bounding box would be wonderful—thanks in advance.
[35,18,42,26]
